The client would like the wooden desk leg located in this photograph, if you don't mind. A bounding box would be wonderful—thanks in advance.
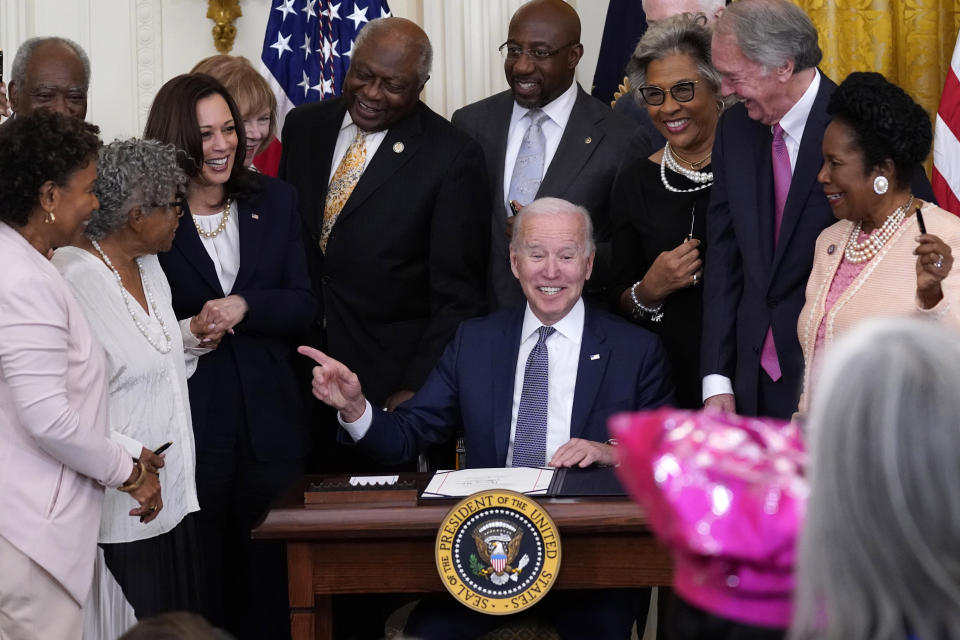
[288,543,324,640]
[315,595,332,640]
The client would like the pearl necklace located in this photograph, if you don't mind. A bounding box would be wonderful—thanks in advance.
[670,146,712,170]
[91,239,172,354]
[844,196,914,264]
[193,198,233,239]
[661,142,714,193]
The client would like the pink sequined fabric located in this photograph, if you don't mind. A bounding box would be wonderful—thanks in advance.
[610,409,807,628]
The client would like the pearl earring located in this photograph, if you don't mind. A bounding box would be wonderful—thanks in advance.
[873,175,889,195]
[44,209,56,224]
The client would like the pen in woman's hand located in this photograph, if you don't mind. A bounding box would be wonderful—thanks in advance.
[153,441,173,456]
[916,207,927,235]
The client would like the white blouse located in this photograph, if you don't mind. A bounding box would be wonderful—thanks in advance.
[52,247,201,544]
[193,200,240,294]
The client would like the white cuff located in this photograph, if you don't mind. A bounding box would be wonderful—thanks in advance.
[338,400,373,441]
[111,431,144,459]
[702,374,734,403]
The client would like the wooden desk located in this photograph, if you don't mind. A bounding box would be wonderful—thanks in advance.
[253,475,672,640]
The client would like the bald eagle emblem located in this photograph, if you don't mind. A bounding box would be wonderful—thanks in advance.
[470,519,530,586]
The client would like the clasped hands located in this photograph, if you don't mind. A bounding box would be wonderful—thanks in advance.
[189,294,248,346]
[124,446,165,524]
[297,346,615,468]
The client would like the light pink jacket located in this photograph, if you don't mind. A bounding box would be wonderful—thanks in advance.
[0,222,131,604]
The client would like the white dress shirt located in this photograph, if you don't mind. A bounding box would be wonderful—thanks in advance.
[328,112,389,184]
[52,248,201,544]
[501,81,579,215]
[702,70,822,403]
[194,199,240,295]
[340,299,586,467]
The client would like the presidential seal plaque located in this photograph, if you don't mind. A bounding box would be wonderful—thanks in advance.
[435,489,561,615]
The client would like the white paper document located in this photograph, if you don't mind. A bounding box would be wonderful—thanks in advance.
[421,467,555,498]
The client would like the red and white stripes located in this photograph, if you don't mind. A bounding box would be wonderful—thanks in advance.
[933,28,960,216]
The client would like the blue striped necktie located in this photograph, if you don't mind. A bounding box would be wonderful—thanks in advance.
[512,326,556,467]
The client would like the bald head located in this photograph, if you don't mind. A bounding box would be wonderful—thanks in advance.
[504,0,584,108]
[642,0,724,23]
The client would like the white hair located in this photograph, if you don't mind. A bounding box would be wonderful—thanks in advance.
[792,316,960,639]
[509,197,595,257]
[641,0,725,18]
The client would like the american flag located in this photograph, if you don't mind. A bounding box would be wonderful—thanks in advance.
[254,0,391,174]
[933,27,960,216]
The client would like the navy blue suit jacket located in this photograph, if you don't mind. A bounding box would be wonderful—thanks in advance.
[353,304,674,468]
[158,174,318,460]
[701,74,934,418]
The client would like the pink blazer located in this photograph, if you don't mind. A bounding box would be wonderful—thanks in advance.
[0,222,131,604]
[797,202,960,411]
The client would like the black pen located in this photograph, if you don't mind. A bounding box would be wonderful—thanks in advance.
[916,207,926,234]
[153,441,173,455]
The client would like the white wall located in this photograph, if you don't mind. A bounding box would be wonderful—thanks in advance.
[0,0,608,141]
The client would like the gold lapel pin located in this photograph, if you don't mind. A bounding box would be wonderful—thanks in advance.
[251,213,260,220]
[393,142,404,153]
[584,137,592,144]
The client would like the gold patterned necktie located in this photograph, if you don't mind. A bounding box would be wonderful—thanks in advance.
[321,128,367,251]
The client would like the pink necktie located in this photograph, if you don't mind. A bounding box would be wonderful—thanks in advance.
[761,124,790,382]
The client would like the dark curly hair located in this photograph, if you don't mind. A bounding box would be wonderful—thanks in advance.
[0,110,100,227]
[827,71,931,189]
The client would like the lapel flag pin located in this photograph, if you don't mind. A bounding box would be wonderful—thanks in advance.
[590,354,600,360]
[251,213,260,220]
[393,142,404,153]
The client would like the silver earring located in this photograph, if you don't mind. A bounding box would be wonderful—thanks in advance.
[873,175,889,195]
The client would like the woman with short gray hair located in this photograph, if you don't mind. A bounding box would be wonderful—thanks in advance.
[611,12,725,409]
[793,316,960,639]
[52,138,220,638]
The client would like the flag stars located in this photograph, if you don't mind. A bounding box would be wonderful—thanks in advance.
[380,8,392,18]
[297,71,312,97]
[301,34,313,59]
[344,39,357,58]
[270,31,293,59]
[346,4,369,29]
[274,0,296,22]
[325,2,342,21]
[302,0,317,20]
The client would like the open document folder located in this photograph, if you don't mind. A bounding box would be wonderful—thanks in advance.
[421,466,626,498]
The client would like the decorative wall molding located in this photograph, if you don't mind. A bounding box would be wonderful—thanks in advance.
[134,0,163,133]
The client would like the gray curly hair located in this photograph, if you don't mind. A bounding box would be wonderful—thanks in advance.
[86,138,188,241]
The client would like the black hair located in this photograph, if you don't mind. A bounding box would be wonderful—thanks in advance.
[827,71,931,189]
[0,110,100,227]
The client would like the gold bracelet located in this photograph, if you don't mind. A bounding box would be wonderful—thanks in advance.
[118,459,147,493]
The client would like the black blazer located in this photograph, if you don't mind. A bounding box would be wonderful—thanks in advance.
[158,174,318,460]
[355,304,675,468]
[701,74,934,418]
[279,99,490,405]
[451,85,651,308]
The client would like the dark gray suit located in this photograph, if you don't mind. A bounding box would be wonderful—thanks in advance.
[451,84,651,309]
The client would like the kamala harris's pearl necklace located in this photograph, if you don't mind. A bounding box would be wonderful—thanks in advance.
[660,141,714,193]
[844,196,914,264]
[91,239,172,354]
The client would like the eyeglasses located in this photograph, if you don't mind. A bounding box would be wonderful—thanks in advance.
[146,196,185,218]
[498,41,579,60]
[638,80,699,106]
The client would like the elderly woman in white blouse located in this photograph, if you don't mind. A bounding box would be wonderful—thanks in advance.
[52,139,223,637]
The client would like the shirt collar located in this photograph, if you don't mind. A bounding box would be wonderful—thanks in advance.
[774,69,820,145]
[510,80,579,132]
[520,297,585,346]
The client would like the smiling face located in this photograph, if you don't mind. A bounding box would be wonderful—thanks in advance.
[194,94,238,186]
[711,32,789,126]
[342,27,425,132]
[504,1,582,109]
[644,53,718,159]
[10,42,87,120]
[47,159,99,248]
[510,210,594,326]
[241,109,271,167]
[818,119,879,223]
